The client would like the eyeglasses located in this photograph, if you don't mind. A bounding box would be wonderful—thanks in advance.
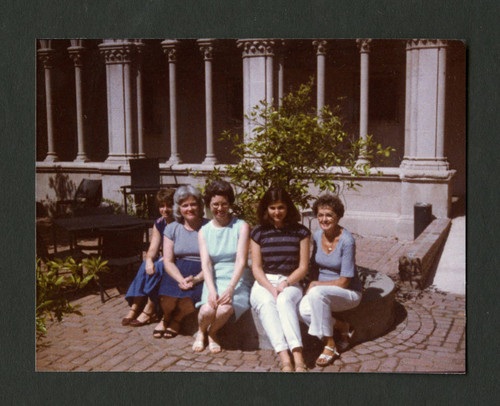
[210,202,229,209]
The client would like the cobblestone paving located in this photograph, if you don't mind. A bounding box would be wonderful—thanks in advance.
[36,234,465,373]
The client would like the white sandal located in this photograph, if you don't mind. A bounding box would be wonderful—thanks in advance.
[316,346,339,367]
[336,325,355,352]
[208,336,222,354]
[192,332,205,352]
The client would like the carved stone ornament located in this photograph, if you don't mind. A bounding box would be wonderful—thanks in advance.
[99,41,135,65]
[198,39,215,60]
[356,39,372,53]
[37,48,57,69]
[161,39,180,63]
[406,39,448,50]
[68,46,85,67]
[237,39,275,57]
[313,40,328,55]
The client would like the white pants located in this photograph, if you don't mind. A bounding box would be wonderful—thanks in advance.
[250,274,303,353]
[299,285,362,339]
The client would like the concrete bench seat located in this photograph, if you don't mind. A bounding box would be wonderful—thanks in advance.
[181,268,396,350]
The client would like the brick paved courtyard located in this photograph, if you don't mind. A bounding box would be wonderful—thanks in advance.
[36,234,465,373]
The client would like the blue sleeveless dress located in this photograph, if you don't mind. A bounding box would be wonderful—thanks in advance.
[125,217,167,306]
[197,217,254,320]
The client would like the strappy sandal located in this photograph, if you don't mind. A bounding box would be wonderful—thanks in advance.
[336,324,355,352]
[294,362,308,372]
[192,332,206,352]
[164,319,180,339]
[121,307,140,326]
[129,310,156,327]
[153,320,166,339]
[315,346,340,367]
[208,336,222,354]
[280,362,294,372]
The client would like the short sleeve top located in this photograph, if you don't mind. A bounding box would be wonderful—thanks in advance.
[313,228,362,292]
[251,223,311,276]
[164,219,208,261]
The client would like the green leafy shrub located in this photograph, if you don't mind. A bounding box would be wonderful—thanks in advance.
[198,79,393,224]
[36,256,109,339]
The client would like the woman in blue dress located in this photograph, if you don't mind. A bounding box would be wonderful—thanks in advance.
[155,185,207,339]
[193,180,253,353]
[299,193,362,367]
[122,189,175,330]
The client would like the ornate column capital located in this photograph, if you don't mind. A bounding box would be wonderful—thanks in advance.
[197,39,215,60]
[406,39,448,50]
[356,39,372,53]
[161,39,180,63]
[313,40,328,55]
[68,45,85,67]
[37,47,57,69]
[133,39,145,64]
[237,39,275,57]
[99,40,136,64]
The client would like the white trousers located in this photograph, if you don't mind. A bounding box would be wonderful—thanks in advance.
[250,274,303,353]
[299,285,362,339]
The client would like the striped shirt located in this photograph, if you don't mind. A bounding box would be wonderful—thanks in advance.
[251,223,310,276]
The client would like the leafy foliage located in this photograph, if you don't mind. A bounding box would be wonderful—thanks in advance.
[200,79,393,224]
[36,256,109,339]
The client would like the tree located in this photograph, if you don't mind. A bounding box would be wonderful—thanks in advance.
[201,79,392,225]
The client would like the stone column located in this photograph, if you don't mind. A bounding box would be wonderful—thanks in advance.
[237,39,275,141]
[397,39,455,238]
[161,39,182,165]
[277,40,285,106]
[38,40,59,162]
[401,40,450,171]
[357,39,372,164]
[134,40,146,158]
[313,40,327,117]
[198,39,218,165]
[99,39,137,163]
[68,40,89,162]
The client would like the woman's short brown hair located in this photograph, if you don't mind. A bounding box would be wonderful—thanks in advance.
[257,187,301,226]
[312,193,344,219]
[156,188,175,207]
[203,180,235,207]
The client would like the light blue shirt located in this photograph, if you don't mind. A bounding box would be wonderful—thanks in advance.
[313,228,362,292]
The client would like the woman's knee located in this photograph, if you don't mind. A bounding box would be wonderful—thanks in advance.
[307,286,329,304]
[217,304,234,318]
[198,303,215,319]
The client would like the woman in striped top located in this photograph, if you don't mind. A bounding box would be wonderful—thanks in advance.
[250,188,310,372]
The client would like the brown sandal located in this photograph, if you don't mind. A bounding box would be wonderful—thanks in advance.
[164,319,181,339]
[129,311,156,327]
[294,362,308,372]
[121,307,140,326]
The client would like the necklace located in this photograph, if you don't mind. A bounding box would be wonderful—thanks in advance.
[322,228,341,252]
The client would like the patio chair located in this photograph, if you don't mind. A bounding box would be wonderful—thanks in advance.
[121,158,181,218]
[36,229,87,264]
[56,178,106,218]
[95,225,145,302]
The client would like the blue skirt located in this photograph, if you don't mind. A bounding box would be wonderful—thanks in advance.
[158,258,203,304]
[125,258,164,306]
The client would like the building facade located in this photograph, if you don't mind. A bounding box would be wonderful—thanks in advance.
[36,39,465,240]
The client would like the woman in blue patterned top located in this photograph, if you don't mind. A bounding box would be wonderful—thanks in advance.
[250,188,310,372]
[122,189,176,328]
[299,193,362,367]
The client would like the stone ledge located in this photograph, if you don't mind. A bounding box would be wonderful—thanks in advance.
[180,270,396,351]
[397,218,451,289]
